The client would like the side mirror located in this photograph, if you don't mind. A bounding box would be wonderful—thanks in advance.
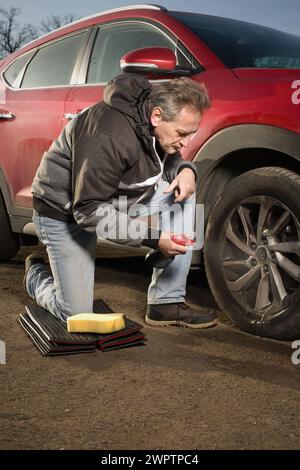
[120,47,193,77]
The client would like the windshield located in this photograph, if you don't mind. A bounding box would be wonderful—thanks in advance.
[169,11,300,69]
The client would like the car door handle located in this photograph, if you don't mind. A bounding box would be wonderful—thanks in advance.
[64,113,79,120]
[0,112,15,120]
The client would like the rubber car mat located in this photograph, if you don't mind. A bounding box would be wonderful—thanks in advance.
[19,314,96,356]
[20,299,145,355]
[101,341,146,352]
[98,331,146,351]
[24,299,144,345]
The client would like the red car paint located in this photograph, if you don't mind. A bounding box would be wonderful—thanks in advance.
[0,5,299,210]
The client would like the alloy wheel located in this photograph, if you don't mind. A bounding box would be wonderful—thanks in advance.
[221,196,300,319]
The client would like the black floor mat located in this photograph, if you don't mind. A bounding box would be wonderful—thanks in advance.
[19,299,145,356]
[19,314,96,356]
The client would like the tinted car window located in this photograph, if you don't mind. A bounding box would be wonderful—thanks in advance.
[87,22,192,83]
[170,11,300,69]
[21,31,88,88]
[3,50,35,88]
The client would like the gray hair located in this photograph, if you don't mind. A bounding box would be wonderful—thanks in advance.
[146,77,211,121]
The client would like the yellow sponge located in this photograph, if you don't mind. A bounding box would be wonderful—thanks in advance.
[67,313,125,334]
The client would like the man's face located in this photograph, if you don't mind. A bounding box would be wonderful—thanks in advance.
[151,105,201,154]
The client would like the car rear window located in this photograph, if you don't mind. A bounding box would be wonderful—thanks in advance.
[21,31,88,88]
[3,51,35,88]
[169,11,300,69]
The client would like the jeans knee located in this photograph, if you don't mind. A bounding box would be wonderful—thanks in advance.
[52,298,72,322]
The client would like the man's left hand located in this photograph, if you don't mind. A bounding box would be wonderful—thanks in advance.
[163,168,195,203]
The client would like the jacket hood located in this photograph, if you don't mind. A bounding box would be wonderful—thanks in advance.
[103,73,152,124]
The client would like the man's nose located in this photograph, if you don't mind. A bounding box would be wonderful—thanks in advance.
[179,135,191,148]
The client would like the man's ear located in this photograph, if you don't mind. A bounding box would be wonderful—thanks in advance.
[150,107,163,127]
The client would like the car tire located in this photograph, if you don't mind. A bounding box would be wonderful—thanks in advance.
[0,192,20,261]
[204,167,300,340]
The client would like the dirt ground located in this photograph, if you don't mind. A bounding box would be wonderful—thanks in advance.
[0,245,299,450]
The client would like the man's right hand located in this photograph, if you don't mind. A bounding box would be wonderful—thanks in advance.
[158,232,188,257]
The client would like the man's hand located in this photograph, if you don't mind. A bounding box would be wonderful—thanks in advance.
[158,232,187,257]
[163,168,195,202]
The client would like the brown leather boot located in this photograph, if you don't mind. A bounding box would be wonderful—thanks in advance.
[146,302,218,329]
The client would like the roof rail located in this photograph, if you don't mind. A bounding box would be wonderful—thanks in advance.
[68,4,168,25]
[78,4,168,23]
[22,4,168,50]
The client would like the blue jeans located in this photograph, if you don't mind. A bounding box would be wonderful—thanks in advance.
[26,180,196,322]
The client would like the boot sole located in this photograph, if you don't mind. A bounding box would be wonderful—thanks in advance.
[145,315,218,329]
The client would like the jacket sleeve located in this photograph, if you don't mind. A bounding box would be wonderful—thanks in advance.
[163,152,198,183]
[72,134,160,248]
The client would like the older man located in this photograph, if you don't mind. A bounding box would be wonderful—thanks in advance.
[24,73,217,329]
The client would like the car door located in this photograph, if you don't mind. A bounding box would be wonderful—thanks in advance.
[65,20,195,120]
[0,29,90,208]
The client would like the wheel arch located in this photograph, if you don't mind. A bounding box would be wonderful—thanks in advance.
[0,166,34,239]
[0,166,14,216]
[193,125,300,225]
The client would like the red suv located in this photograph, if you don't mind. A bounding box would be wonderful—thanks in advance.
[1,5,300,340]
